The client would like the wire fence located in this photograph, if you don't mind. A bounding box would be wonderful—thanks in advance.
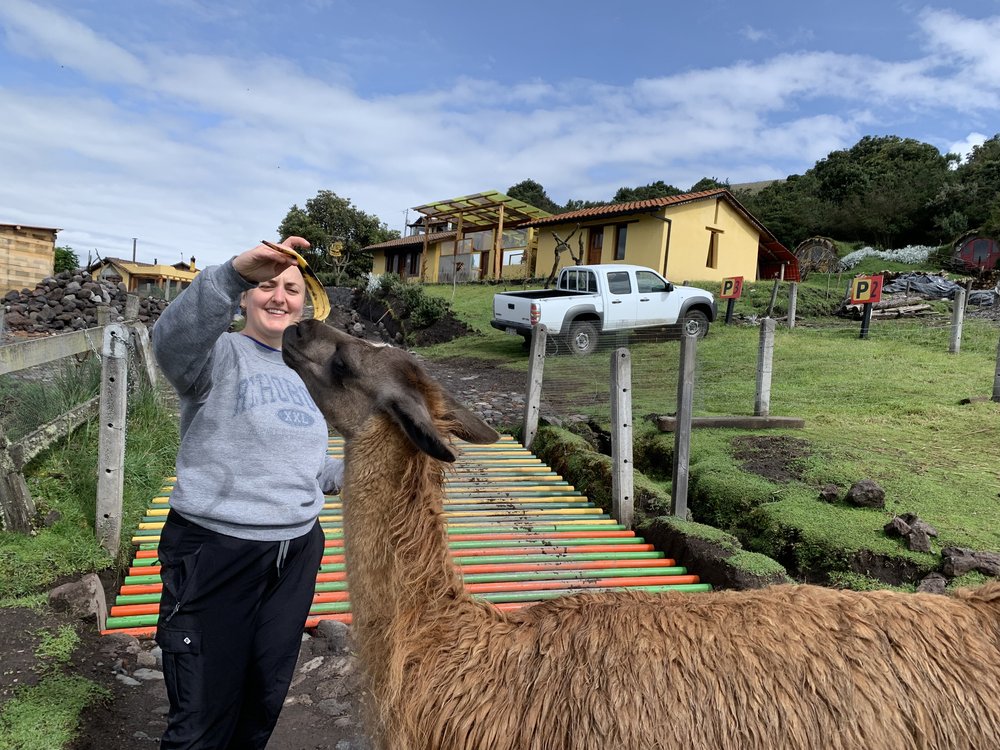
[536,314,1000,432]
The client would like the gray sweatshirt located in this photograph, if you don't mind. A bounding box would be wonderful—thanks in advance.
[152,260,342,541]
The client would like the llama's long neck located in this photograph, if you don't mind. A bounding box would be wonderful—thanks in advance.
[342,414,475,646]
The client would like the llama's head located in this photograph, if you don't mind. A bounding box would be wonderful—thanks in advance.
[282,319,499,461]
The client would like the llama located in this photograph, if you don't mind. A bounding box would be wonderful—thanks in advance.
[282,319,1000,750]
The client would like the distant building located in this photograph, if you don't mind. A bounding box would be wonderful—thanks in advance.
[365,191,550,283]
[953,233,1000,271]
[0,222,59,293]
[87,256,199,299]
[522,188,799,283]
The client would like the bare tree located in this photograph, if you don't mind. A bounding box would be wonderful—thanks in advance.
[544,226,582,288]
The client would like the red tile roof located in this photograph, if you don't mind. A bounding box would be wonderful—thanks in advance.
[366,232,456,251]
[521,188,770,231]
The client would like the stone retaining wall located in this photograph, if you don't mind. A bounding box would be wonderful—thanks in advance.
[2,269,168,334]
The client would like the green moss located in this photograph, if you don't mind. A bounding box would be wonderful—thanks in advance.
[35,625,79,670]
[827,571,915,593]
[948,571,992,591]
[0,675,108,750]
[726,550,790,578]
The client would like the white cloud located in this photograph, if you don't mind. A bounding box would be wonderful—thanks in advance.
[741,25,768,43]
[0,0,148,85]
[948,132,988,161]
[1,3,1000,266]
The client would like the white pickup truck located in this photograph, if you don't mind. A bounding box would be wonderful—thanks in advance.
[491,264,717,355]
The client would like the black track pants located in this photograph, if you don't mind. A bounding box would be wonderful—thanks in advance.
[155,510,325,750]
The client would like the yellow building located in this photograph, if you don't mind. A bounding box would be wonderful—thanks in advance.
[523,188,799,283]
[366,191,550,283]
[87,257,199,299]
[0,222,59,293]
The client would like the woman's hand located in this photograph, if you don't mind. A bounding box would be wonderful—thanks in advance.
[233,236,311,283]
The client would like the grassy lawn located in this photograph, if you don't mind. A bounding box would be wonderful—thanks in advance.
[415,276,1000,581]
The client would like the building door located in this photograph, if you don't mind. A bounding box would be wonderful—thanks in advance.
[587,227,603,265]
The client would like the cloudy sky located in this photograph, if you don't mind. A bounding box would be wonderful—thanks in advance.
[1,0,998,267]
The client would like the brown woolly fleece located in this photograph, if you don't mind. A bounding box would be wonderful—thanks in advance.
[282,319,1000,750]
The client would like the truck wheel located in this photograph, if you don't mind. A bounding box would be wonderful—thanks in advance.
[681,310,710,339]
[567,321,599,355]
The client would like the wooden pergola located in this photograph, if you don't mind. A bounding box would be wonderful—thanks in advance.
[410,191,550,279]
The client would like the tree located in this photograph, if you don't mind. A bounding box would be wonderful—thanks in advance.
[277,191,399,283]
[689,177,730,192]
[562,198,609,212]
[955,134,1000,237]
[612,180,683,203]
[506,179,563,214]
[54,246,79,273]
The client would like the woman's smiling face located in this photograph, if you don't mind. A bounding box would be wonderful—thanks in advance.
[241,264,306,349]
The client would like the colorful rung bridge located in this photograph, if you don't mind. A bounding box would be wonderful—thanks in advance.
[103,435,710,637]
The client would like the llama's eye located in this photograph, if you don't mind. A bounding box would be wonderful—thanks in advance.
[329,349,353,379]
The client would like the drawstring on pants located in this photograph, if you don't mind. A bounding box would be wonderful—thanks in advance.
[276,539,290,574]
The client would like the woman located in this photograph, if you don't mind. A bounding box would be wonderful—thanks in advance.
[151,237,342,749]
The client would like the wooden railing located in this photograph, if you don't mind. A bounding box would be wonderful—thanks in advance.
[0,296,157,554]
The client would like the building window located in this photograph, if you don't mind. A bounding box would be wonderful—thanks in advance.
[409,252,419,275]
[385,254,392,273]
[706,230,720,269]
[614,224,628,261]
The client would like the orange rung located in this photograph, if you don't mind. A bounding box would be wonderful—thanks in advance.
[460,559,677,574]
[453,544,653,557]
[465,574,699,595]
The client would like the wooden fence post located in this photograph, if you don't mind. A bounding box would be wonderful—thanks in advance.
[787,282,798,329]
[610,347,634,529]
[755,318,776,417]
[128,323,158,388]
[125,294,140,321]
[949,289,965,355]
[671,333,697,519]
[993,332,1000,404]
[0,426,35,532]
[96,324,129,555]
[522,325,547,450]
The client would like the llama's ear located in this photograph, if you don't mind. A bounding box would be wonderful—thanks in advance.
[385,392,457,462]
[442,393,499,445]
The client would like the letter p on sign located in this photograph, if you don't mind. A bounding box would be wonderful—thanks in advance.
[720,276,744,299]
[850,275,883,304]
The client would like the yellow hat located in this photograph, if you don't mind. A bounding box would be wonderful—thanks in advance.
[261,240,331,321]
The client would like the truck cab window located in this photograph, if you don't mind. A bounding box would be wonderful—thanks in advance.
[636,271,667,293]
[607,271,631,295]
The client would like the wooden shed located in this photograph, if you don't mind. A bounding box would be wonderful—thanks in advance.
[87,257,199,300]
[953,233,1000,271]
[0,223,59,294]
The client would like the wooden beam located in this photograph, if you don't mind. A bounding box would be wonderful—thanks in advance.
[656,415,805,431]
[493,203,505,280]
[0,326,107,375]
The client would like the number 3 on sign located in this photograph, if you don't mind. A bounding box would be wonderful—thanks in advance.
[850,275,883,304]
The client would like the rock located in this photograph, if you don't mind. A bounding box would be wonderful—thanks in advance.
[99,632,141,656]
[942,547,1000,578]
[136,650,158,668]
[131,668,165,681]
[48,573,107,627]
[883,516,912,537]
[916,573,948,594]
[116,674,142,687]
[906,528,932,553]
[313,619,351,653]
[898,513,938,537]
[844,479,885,509]
[318,698,351,717]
